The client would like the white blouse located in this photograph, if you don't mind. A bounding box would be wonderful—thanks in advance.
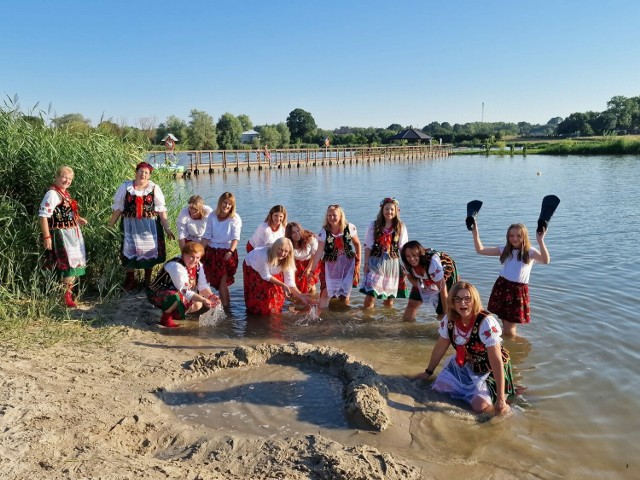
[163,259,210,301]
[111,180,167,212]
[438,313,502,348]
[176,205,213,242]
[248,222,285,248]
[202,214,242,249]
[244,246,295,286]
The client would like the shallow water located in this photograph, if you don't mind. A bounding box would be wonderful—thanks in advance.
[158,155,639,479]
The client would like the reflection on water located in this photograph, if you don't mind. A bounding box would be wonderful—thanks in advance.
[157,155,639,479]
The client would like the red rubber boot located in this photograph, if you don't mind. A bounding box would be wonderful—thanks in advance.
[64,288,77,308]
[160,311,180,328]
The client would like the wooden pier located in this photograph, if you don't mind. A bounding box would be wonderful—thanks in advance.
[147,144,452,178]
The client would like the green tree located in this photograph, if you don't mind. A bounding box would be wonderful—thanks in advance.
[276,122,291,147]
[259,125,282,148]
[387,123,403,132]
[97,120,122,137]
[237,114,253,131]
[51,113,91,134]
[188,109,217,150]
[216,112,243,149]
[286,108,316,143]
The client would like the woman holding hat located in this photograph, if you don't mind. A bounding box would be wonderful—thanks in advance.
[108,162,175,290]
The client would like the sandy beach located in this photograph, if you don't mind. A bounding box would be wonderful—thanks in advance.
[0,295,425,480]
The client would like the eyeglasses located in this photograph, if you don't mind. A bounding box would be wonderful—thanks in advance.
[453,296,472,304]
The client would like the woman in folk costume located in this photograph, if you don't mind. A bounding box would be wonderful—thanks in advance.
[38,166,88,308]
[243,237,308,315]
[360,197,408,309]
[147,242,220,328]
[176,194,212,248]
[308,205,361,309]
[246,204,287,252]
[285,221,321,295]
[108,162,175,290]
[201,192,242,310]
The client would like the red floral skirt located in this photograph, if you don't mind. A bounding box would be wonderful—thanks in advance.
[294,258,320,294]
[204,246,239,290]
[147,288,191,319]
[246,240,254,253]
[487,276,530,324]
[242,261,285,315]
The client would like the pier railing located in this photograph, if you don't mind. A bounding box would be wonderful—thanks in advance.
[147,144,452,177]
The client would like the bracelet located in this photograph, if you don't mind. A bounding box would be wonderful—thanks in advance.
[43,235,51,240]
[424,368,434,376]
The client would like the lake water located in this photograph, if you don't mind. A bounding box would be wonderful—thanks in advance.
[158,154,639,479]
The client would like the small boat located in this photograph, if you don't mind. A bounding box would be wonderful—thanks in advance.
[151,161,185,174]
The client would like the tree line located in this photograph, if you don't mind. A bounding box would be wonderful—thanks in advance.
[22,93,640,150]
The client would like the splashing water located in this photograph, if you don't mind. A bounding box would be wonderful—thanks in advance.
[199,304,226,327]
[296,304,322,326]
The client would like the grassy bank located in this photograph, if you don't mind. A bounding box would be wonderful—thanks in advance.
[454,136,640,156]
[0,107,180,347]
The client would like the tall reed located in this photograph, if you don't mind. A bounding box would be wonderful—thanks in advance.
[0,106,179,330]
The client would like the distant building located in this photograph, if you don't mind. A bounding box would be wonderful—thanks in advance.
[241,130,260,144]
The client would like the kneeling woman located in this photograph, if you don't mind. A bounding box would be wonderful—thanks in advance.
[243,237,308,315]
[147,242,220,328]
[416,281,514,416]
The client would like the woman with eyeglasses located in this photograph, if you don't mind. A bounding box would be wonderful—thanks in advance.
[243,237,308,315]
[415,281,514,416]
[308,204,361,309]
[360,197,408,309]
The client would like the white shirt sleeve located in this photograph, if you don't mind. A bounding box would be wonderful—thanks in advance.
[479,315,503,348]
[38,190,61,218]
[152,183,168,213]
[230,214,242,241]
[111,182,128,211]
[398,224,408,251]
[364,222,375,249]
[163,261,196,301]
[196,264,211,293]
[428,254,445,283]
[437,315,450,339]
[176,207,191,240]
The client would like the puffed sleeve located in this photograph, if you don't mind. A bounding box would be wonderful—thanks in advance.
[349,223,358,237]
[176,207,190,240]
[437,315,450,339]
[282,268,296,287]
[478,315,503,347]
[202,214,214,242]
[398,224,408,251]
[309,235,319,255]
[317,229,327,242]
[152,183,168,213]
[364,222,375,248]
[111,182,128,211]
[230,214,242,241]
[428,254,445,283]
[163,261,196,301]
[38,190,61,218]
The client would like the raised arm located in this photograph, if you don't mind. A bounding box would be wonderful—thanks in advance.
[533,229,550,264]
[472,222,501,256]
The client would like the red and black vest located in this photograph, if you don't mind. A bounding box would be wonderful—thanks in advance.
[323,225,356,261]
[48,186,79,230]
[122,185,157,219]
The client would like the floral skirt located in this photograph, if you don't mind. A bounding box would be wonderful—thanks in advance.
[147,288,191,319]
[243,261,285,315]
[359,253,408,300]
[204,246,239,290]
[488,276,530,324]
[294,258,320,294]
[44,227,87,278]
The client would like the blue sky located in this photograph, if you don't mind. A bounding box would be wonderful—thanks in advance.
[3,0,640,129]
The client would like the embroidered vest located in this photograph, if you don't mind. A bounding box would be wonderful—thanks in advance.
[370,224,400,258]
[122,185,157,219]
[446,311,510,374]
[323,225,355,261]
[150,257,199,293]
[48,187,79,230]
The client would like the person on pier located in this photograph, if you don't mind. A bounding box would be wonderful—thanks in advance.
[201,192,242,311]
[246,204,287,252]
[308,205,361,309]
[108,162,175,290]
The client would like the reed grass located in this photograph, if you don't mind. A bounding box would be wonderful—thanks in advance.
[0,105,179,347]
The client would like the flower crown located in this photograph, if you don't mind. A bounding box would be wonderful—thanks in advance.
[380,196,399,207]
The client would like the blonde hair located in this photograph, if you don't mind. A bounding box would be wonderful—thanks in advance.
[500,223,532,264]
[216,192,236,218]
[187,195,206,219]
[446,281,483,322]
[267,237,295,272]
[323,204,347,231]
[56,165,74,177]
